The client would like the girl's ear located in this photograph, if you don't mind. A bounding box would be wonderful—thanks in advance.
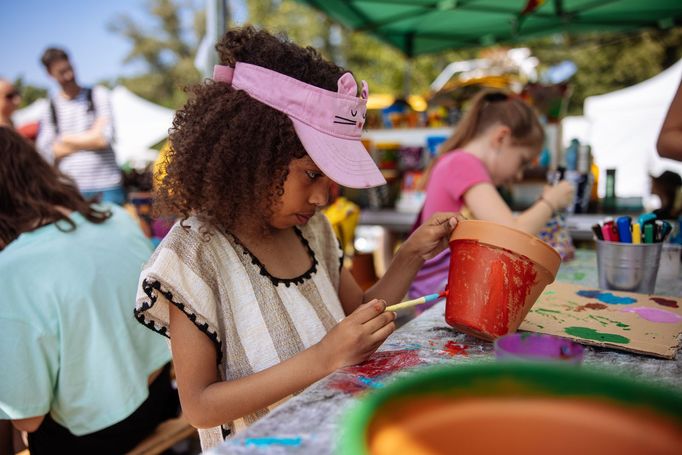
[489,124,511,149]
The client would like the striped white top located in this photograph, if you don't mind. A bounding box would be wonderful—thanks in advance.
[36,86,121,192]
[135,212,344,450]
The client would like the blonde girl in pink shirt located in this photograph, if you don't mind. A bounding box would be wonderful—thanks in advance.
[410,90,573,299]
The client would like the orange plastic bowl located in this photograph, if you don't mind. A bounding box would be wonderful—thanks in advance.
[446,220,561,340]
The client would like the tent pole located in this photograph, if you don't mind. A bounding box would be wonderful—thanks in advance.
[403,32,415,98]
[403,59,412,98]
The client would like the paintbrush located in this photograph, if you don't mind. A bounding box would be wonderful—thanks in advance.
[385,290,448,312]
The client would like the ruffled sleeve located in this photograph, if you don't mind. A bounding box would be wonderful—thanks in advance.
[135,219,225,363]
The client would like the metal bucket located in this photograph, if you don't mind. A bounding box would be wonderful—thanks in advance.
[595,240,663,294]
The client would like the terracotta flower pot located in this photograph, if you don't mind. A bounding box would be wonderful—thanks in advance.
[337,364,682,455]
[445,220,561,341]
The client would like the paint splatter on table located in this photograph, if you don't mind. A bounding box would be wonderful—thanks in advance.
[210,249,682,455]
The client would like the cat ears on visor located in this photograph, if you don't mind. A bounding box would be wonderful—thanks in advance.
[213,63,385,189]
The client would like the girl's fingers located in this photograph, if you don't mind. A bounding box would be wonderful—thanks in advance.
[350,299,386,324]
[363,310,396,334]
[369,319,396,344]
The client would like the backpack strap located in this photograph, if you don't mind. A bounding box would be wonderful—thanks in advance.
[49,98,59,135]
[84,87,95,113]
[49,87,96,135]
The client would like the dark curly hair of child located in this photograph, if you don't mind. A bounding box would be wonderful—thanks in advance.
[155,26,348,233]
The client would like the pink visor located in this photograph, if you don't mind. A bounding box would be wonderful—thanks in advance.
[213,62,385,188]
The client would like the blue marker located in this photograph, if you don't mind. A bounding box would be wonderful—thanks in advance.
[638,212,656,227]
[616,216,632,243]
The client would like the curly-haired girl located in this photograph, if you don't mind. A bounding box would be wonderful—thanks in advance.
[134,27,459,449]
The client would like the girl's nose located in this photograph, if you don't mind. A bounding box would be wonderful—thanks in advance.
[310,180,330,207]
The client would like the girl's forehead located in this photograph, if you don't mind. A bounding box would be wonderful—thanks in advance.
[292,155,318,167]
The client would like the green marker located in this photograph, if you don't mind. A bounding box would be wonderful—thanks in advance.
[644,223,654,243]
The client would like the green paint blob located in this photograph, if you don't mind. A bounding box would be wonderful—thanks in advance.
[573,272,586,280]
[536,308,561,314]
[564,326,630,344]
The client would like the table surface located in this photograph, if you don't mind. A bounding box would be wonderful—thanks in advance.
[358,209,640,241]
[210,249,682,455]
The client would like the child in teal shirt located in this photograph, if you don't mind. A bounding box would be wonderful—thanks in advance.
[0,127,177,454]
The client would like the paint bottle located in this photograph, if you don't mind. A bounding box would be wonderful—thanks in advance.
[564,138,579,171]
[604,169,616,211]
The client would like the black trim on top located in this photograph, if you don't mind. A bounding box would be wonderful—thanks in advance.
[337,236,345,271]
[135,278,224,365]
[230,227,318,287]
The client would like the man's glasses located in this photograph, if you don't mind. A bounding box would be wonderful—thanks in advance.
[4,91,20,100]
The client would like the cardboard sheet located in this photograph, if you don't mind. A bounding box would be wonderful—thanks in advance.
[519,282,682,359]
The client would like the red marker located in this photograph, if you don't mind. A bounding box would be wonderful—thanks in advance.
[602,218,614,242]
[610,222,620,242]
[601,224,612,241]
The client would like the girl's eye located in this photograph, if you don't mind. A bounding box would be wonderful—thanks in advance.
[305,170,321,180]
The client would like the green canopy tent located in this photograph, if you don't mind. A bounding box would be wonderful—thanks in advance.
[297,0,682,57]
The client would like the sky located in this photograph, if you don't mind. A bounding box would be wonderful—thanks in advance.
[2,0,247,91]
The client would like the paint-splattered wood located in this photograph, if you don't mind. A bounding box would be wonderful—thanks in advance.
[520,282,682,359]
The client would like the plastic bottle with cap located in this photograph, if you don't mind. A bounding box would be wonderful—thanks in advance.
[604,169,616,211]
[565,138,580,171]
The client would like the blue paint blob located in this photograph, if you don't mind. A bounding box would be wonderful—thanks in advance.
[576,290,635,305]
[576,290,602,298]
[596,293,636,304]
[245,437,302,447]
[357,375,384,388]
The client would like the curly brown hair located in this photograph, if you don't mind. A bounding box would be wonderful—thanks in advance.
[0,127,110,248]
[155,26,348,233]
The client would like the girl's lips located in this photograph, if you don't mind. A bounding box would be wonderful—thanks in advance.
[296,213,314,224]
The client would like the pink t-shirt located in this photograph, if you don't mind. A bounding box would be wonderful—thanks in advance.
[409,151,491,300]
[421,150,492,223]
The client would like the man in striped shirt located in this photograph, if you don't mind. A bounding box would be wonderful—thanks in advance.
[36,48,124,205]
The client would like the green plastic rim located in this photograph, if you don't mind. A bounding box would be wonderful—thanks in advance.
[336,362,682,455]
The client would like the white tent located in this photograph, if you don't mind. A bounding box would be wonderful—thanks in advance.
[13,86,175,166]
[570,60,682,198]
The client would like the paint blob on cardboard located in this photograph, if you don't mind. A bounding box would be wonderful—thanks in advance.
[520,282,682,359]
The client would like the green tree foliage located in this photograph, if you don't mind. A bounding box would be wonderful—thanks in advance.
[110,0,681,115]
[530,28,682,114]
[13,77,48,108]
[247,0,477,96]
[109,0,203,108]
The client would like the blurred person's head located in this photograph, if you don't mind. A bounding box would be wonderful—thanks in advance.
[0,78,21,127]
[438,90,545,186]
[0,127,109,249]
[651,170,682,219]
[41,47,78,91]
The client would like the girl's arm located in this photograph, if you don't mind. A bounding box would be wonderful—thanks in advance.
[658,80,682,160]
[169,298,395,428]
[338,212,460,314]
[464,181,573,234]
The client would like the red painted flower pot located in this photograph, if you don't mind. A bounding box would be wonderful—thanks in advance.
[445,220,560,341]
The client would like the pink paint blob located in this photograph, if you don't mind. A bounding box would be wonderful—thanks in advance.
[620,307,682,323]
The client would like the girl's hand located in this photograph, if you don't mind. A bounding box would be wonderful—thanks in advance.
[317,299,396,371]
[543,181,574,211]
[403,212,462,260]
